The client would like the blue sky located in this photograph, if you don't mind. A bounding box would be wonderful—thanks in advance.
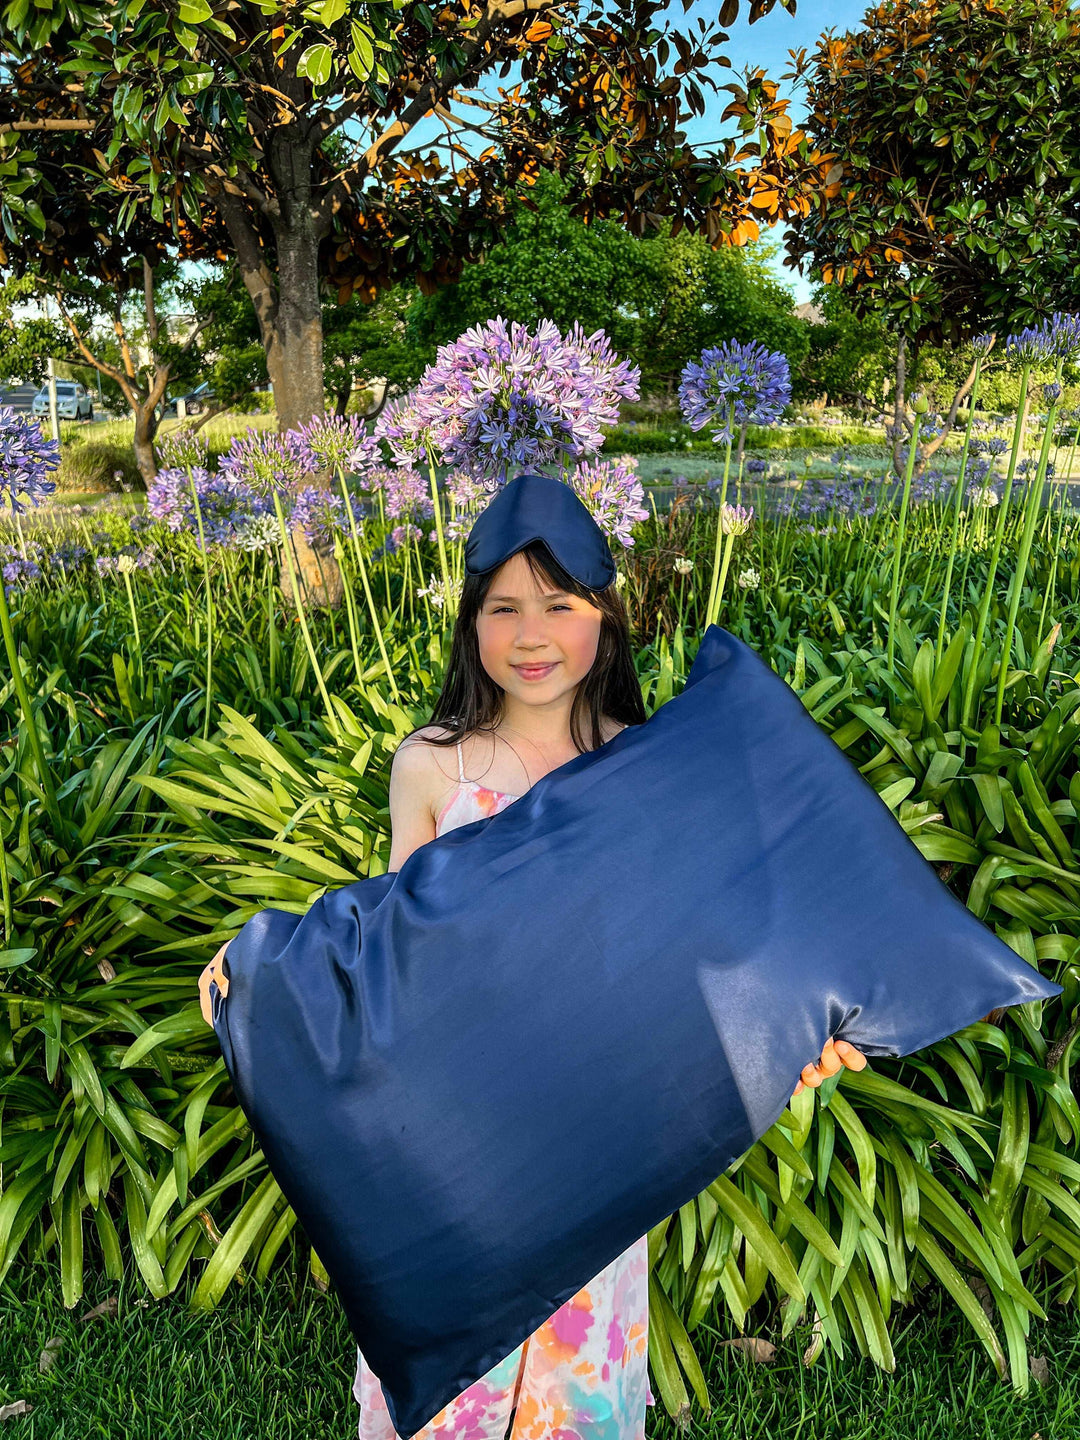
[672,0,867,303]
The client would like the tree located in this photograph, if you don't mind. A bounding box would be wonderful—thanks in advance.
[174,265,270,431]
[625,226,808,398]
[0,113,233,481]
[323,285,430,419]
[792,284,893,411]
[0,1,830,436]
[780,0,1080,469]
[409,170,809,399]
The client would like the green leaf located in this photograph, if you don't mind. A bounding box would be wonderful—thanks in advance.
[297,42,333,87]
[177,0,213,21]
[190,1172,284,1308]
[707,1173,805,1302]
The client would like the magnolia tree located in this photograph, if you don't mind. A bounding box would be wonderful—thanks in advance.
[0,0,829,434]
[781,0,1080,474]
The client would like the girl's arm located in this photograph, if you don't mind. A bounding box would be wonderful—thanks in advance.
[198,736,442,1025]
[385,734,440,873]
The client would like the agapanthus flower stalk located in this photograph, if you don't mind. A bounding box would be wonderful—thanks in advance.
[678,341,791,444]
[290,413,400,701]
[0,409,63,834]
[935,350,986,665]
[886,411,925,674]
[994,357,1065,725]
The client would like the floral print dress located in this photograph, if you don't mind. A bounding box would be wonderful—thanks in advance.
[353,738,655,1440]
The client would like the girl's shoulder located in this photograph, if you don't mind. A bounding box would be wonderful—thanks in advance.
[393,724,463,821]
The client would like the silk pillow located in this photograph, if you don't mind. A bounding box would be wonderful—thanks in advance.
[212,624,1060,1437]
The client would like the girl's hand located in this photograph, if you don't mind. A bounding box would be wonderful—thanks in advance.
[792,1036,866,1097]
[198,941,231,1027]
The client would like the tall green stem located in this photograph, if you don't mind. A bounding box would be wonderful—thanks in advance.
[335,470,399,702]
[707,530,740,631]
[121,567,143,697]
[961,365,1031,729]
[885,412,923,673]
[993,377,1060,725]
[935,361,983,663]
[187,468,214,741]
[704,404,735,629]
[0,579,63,838]
[272,490,340,740]
[424,444,455,626]
[332,534,363,688]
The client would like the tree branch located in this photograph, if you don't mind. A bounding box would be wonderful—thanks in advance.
[143,256,159,348]
[49,291,140,408]
[0,118,95,135]
[314,0,553,230]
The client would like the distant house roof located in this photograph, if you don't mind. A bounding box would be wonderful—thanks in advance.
[794,301,825,325]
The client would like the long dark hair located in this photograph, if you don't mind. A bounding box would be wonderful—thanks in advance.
[407,540,646,757]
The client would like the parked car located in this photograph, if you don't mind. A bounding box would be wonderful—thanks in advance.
[161,381,215,419]
[31,381,94,421]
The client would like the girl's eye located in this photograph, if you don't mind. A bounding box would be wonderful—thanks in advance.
[492,604,571,614]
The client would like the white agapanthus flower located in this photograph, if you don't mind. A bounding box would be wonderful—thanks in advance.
[116,553,138,576]
[969,485,1000,509]
[736,567,761,590]
[235,512,281,552]
[673,557,694,575]
[417,575,460,610]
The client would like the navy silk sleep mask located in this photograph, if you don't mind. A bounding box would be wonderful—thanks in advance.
[211,624,1061,1438]
[464,471,617,590]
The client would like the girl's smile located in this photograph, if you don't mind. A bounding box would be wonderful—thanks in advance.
[512,662,559,680]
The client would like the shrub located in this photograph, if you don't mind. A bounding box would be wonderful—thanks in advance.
[54,440,141,494]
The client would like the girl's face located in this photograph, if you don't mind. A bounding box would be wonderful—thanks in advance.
[475,552,604,705]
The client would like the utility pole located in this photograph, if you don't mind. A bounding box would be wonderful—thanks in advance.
[46,355,60,447]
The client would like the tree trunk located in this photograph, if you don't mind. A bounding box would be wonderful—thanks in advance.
[215,137,342,610]
[271,199,343,609]
[132,402,159,488]
[334,384,351,417]
[268,216,327,432]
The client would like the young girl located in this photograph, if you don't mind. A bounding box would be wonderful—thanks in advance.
[198,487,865,1440]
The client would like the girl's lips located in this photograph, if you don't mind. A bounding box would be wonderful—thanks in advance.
[513,662,558,680]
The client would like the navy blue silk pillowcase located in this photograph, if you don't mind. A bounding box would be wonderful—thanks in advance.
[211,623,1061,1438]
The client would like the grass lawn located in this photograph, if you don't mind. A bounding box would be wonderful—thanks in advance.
[2,1255,1078,1439]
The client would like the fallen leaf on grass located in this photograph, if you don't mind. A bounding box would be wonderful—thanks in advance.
[78,1296,118,1323]
[0,1401,33,1422]
[1029,1355,1050,1385]
[719,1337,777,1363]
[38,1336,64,1373]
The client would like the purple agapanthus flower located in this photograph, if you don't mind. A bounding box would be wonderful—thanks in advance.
[218,429,308,497]
[155,427,210,472]
[288,414,383,476]
[290,485,369,546]
[678,341,791,443]
[375,522,424,558]
[382,467,435,521]
[147,466,274,548]
[375,317,640,486]
[0,406,60,514]
[53,540,91,574]
[1006,312,1080,364]
[568,459,649,550]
